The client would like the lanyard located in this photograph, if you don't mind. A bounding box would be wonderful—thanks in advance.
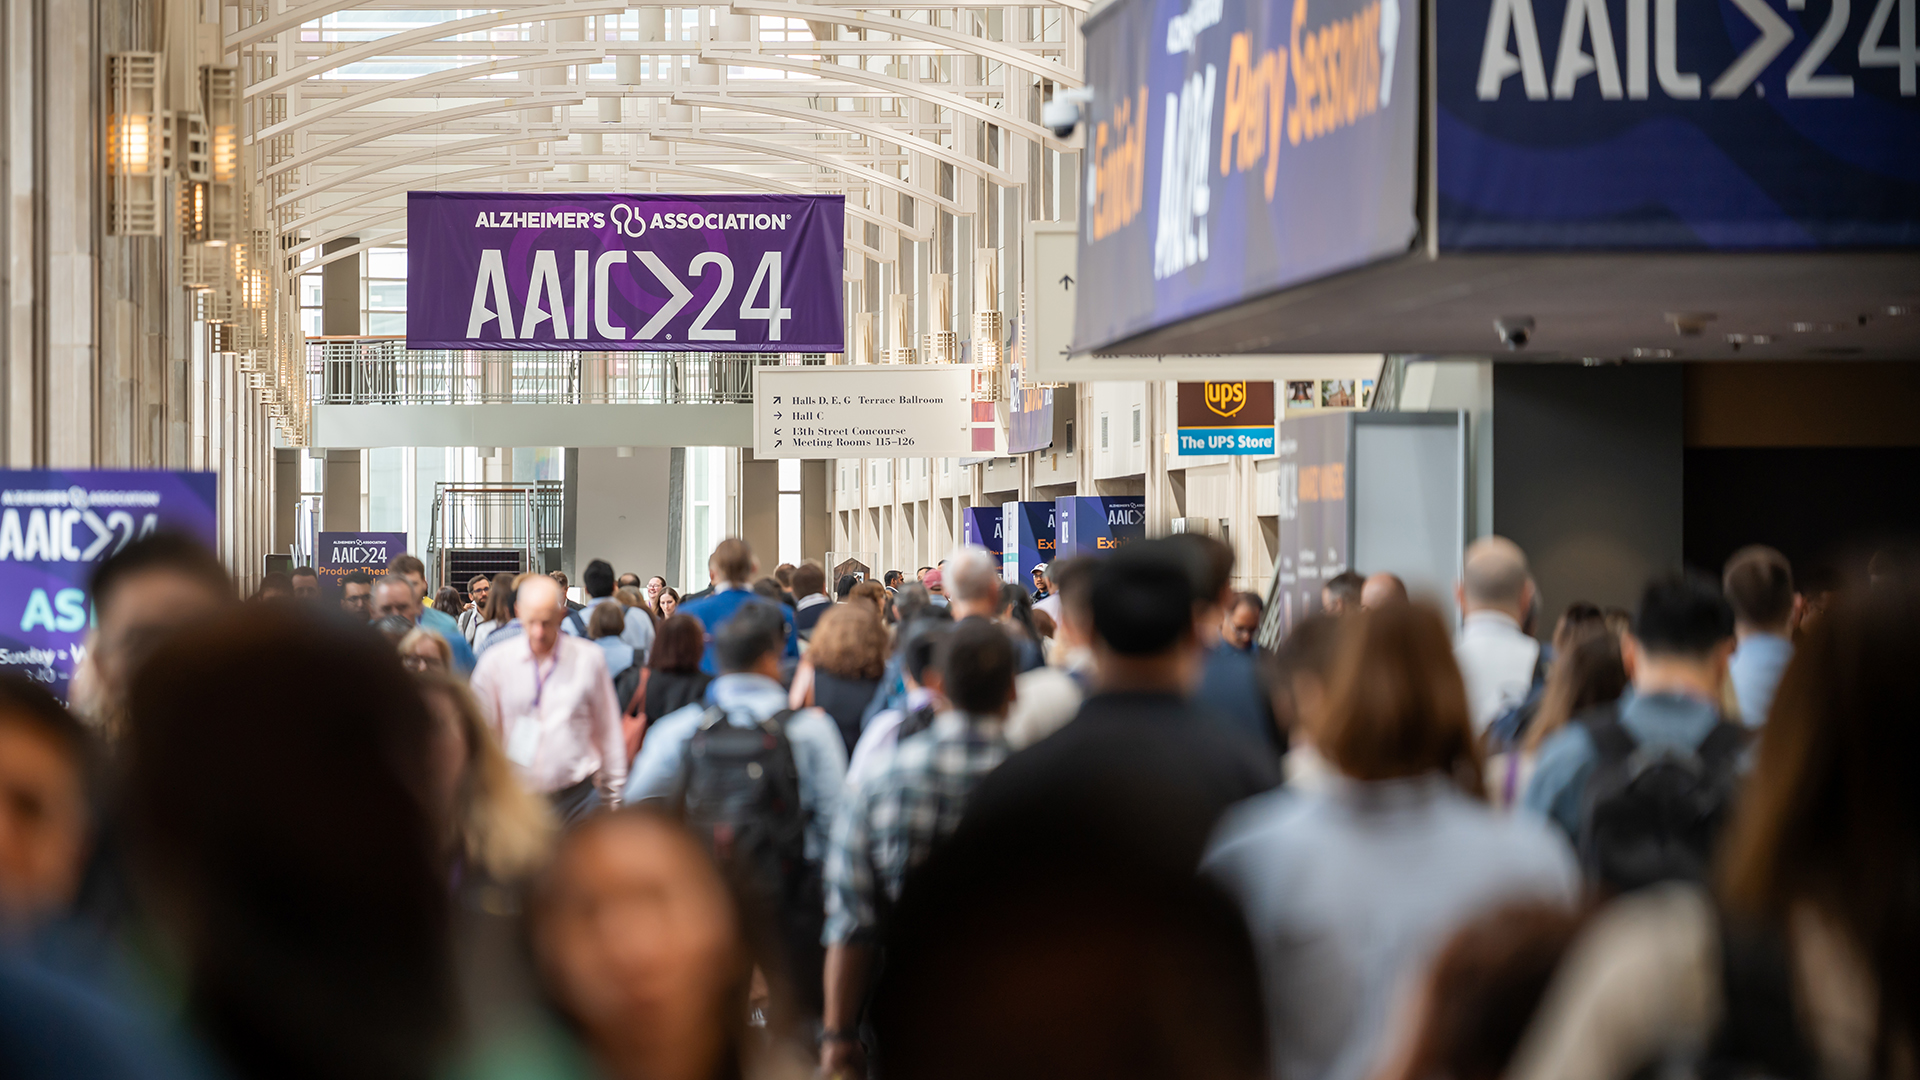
[530,652,559,708]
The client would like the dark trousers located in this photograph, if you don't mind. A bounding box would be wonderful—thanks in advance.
[548,777,601,826]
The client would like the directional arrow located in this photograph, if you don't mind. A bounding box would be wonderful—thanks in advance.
[774,429,782,436]
[1710,0,1792,97]
[775,440,783,447]
[1058,274,1074,289]
[774,411,783,419]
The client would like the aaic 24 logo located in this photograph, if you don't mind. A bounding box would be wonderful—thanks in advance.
[1477,0,1919,101]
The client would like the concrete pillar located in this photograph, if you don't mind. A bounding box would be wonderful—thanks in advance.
[323,449,363,531]
[740,449,778,572]
[273,447,300,555]
[801,459,830,569]
[574,446,674,580]
[322,237,361,337]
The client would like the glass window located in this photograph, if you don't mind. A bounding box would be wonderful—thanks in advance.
[1100,413,1109,450]
[1133,407,1142,445]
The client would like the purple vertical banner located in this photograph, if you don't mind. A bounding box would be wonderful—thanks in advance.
[961,507,1003,559]
[316,532,409,596]
[407,191,845,352]
[1054,496,1146,561]
[0,471,218,701]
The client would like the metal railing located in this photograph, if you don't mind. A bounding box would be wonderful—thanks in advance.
[308,337,831,406]
[426,480,565,589]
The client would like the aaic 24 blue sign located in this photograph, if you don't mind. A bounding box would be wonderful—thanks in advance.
[1440,0,1920,246]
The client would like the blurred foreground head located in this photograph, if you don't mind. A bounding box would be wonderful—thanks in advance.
[80,532,233,733]
[0,677,94,929]
[873,825,1266,1080]
[123,605,451,1080]
[1720,578,1920,1065]
[533,809,790,1080]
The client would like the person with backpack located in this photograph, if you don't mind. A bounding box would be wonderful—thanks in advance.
[1506,578,1920,1080]
[1522,572,1749,894]
[622,601,846,1020]
[819,619,1019,1080]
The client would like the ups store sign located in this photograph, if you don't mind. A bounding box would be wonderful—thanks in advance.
[1177,380,1276,455]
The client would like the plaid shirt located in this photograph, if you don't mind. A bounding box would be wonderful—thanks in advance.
[823,711,1010,945]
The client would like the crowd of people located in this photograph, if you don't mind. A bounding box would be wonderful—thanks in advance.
[1,526,1914,1080]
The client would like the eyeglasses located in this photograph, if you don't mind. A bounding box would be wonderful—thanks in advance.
[401,653,440,672]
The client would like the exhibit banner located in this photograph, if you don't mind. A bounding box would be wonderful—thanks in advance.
[961,507,1005,558]
[407,192,846,351]
[753,365,985,458]
[1073,0,1421,350]
[317,531,408,595]
[1054,496,1147,560]
[1439,0,1920,247]
[1000,501,1057,584]
[1177,380,1276,454]
[0,470,218,700]
[1274,412,1350,632]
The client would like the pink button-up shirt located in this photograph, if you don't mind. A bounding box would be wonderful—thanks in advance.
[470,632,626,805]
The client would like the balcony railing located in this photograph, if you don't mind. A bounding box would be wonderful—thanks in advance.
[308,337,829,406]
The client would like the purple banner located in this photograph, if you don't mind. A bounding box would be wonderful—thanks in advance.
[407,191,846,352]
[317,531,408,596]
[0,470,218,700]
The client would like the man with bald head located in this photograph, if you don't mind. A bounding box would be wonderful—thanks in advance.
[470,573,625,822]
[1453,536,1542,734]
[1360,572,1407,609]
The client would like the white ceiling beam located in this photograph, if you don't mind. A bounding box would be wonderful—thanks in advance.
[246,3,628,97]
[697,50,1063,151]
[251,51,606,142]
[672,92,1018,187]
[268,94,583,178]
[722,3,1083,87]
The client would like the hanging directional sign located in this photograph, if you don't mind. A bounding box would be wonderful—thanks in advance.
[407,192,845,352]
[752,365,984,458]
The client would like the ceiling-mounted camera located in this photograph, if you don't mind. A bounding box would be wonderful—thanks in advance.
[1042,87,1095,139]
[1494,316,1535,351]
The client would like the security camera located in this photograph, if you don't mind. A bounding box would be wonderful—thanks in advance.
[1494,316,1535,351]
[1043,88,1094,139]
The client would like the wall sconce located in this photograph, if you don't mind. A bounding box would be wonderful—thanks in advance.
[107,52,164,236]
[200,66,240,247]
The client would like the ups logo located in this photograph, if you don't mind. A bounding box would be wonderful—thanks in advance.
[1205,381,1248,419]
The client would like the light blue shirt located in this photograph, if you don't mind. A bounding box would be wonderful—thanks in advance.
[1206,775,1578,1080]
[417,606,476,673]
[1521,690,1723,840]
[562,595,655,664]
[623,672,847,862]
[1728,632,1792,728]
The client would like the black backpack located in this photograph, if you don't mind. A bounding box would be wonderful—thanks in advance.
[1576,703,1748,894]
[672,706,822,998]
[894,699,941,743]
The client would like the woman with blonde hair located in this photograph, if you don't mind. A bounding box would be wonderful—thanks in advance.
[398,626,453,674]
[413,670,556,885]
[789,602,889,753]
[1206,602,1577,1080]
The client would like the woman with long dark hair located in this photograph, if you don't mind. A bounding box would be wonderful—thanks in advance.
[643,613,712,737]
